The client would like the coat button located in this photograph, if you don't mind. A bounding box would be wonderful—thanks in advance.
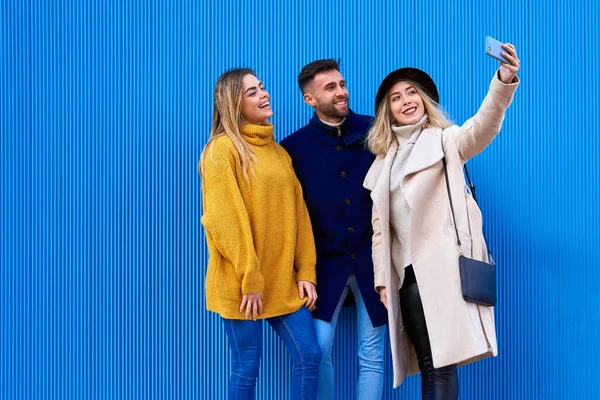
[340,171,347,178]
[344,199,351,205]
[348,227,355,232]
[351,253,357,260]
[336,145,343,151]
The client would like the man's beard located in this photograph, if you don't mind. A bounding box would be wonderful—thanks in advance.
[316,98,349,120]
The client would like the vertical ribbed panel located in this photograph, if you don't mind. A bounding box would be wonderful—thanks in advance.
[1,1,599,399]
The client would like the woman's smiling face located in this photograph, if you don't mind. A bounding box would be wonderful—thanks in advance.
[388,80,425,126]
[240,74,272,124]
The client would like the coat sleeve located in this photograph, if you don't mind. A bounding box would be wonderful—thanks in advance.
[451,70,519,162]
[293,178,317,284]
[200,141,264,295]
[372,202,386,291]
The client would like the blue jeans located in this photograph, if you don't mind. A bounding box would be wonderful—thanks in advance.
[314,274,385,400]
[222,306,322,400]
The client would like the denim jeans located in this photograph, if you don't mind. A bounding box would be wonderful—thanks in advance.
[222,306,322,400]
[314,274,385,400]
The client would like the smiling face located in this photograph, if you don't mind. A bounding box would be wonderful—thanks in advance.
[303,69,349,124]
[388,80,426,126]
[240,74,272,124]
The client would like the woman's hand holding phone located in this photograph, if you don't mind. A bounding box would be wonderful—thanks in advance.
[498,43,520,84]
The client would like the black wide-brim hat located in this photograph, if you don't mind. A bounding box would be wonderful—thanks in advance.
[374,67,439,113]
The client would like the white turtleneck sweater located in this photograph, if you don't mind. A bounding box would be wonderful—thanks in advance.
[320,117,346,127]
[389,115,428,272]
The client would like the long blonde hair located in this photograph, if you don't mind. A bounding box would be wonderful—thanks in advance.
[198,68,258,180]
[366,82,453,156]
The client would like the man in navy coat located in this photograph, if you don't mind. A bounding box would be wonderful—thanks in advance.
[280,59,387,399]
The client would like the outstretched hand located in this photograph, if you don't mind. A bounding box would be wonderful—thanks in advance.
[498,43,520,84]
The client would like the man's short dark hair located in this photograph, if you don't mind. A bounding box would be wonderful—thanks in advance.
[298,59,341,93]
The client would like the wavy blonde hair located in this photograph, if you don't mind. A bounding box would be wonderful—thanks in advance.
[198,68,258,180]
[366,81,453,156]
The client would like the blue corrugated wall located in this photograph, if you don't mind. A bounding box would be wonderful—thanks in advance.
[1,0,599,399]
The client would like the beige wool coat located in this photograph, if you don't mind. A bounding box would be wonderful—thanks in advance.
[363,73,519,387]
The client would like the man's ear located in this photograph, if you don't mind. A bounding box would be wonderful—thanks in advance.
[303,92,316,107]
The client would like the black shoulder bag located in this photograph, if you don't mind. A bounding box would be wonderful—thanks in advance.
[441,135,497,307]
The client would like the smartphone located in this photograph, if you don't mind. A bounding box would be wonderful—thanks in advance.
[486,36,509,63]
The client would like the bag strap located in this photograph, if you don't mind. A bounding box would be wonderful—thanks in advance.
[440,133,494,262]
[463,164,494,260]
[441,134,463,255]
[463,164,477,202]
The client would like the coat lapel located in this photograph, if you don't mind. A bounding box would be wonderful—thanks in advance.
[363,155,384,191]
[403,128,444,178]
[364,140,398,238]
[366,141,398,213]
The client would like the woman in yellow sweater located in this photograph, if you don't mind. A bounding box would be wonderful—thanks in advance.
[199,68,322,399]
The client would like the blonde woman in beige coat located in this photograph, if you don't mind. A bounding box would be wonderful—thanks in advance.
[363,43,520,399]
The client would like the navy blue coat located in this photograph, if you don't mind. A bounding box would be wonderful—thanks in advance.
[280,110,387,327]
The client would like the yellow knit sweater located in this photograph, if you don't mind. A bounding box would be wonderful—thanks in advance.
[200,122,316,319]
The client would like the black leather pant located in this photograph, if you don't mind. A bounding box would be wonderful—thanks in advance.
[400,266,459,400]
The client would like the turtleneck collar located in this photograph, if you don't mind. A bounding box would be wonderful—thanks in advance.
[240,121,274,146]
[391,115,428,149]
[309,110,364,146]
[320,117,347,128]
